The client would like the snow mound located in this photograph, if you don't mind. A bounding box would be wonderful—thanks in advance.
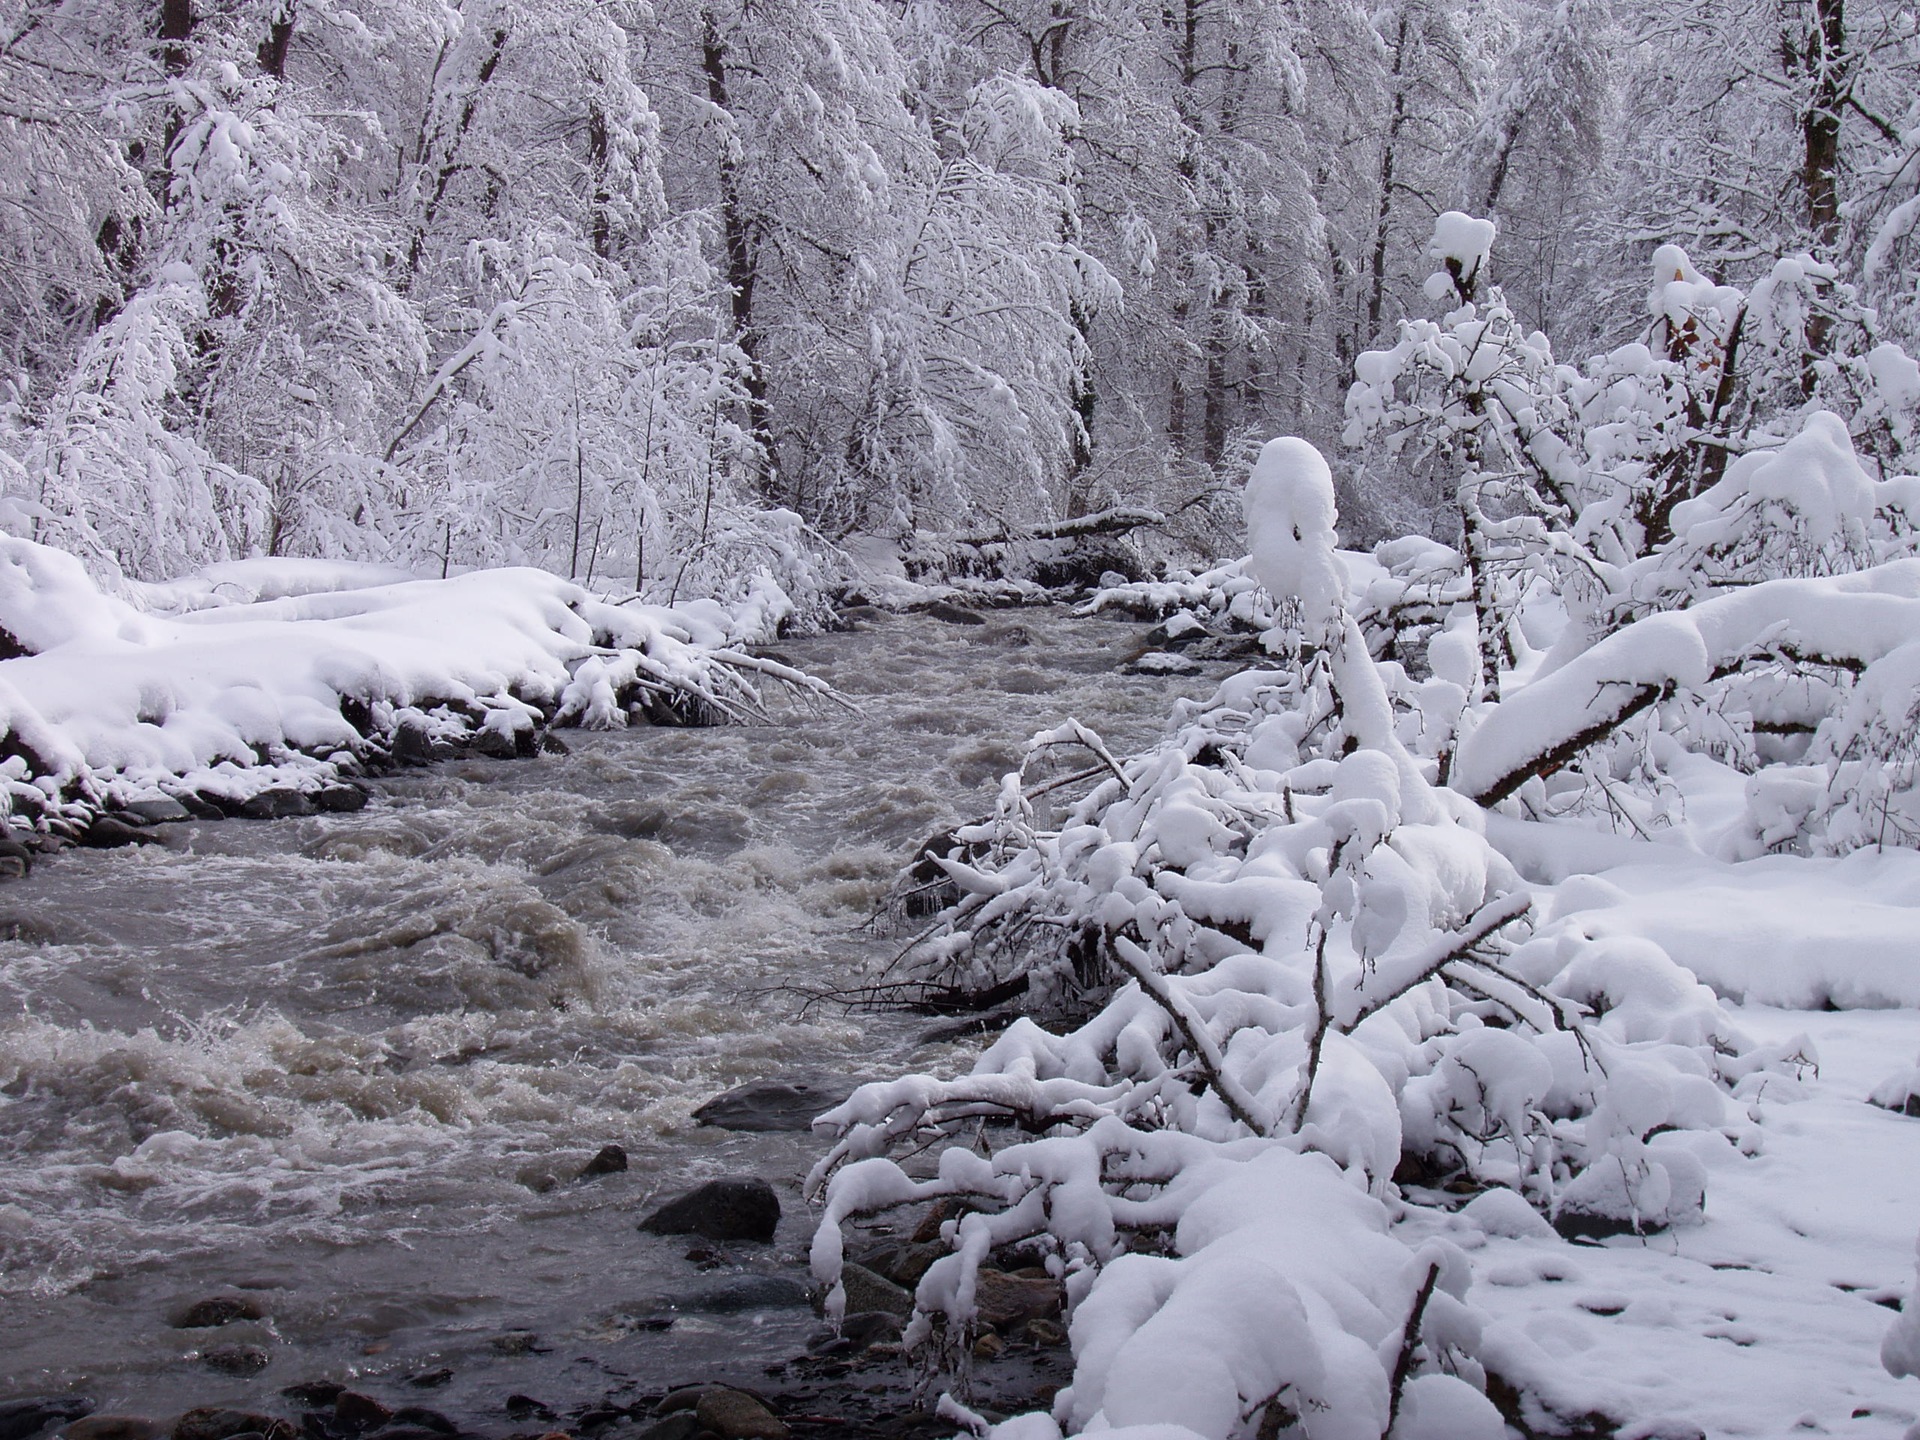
[0,536,835,830]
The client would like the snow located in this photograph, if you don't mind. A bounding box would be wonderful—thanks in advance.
[0,536,828,823]
[1428,212,1497,297]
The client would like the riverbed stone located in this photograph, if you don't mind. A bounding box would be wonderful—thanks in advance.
[632,1415,698,1440]
[199,1344,271,1376]
[171,1410,294,1440]
[332,1394,392,1433]
[836,1263,912,1319]
[691,1079,855,1132]
[314,784,369,813]
[972,1271,1062,1329]
[0,1398,94,1440]
[237,789,316,820]
[171,1295,266,1329]
[78,816,149,849]
[693,1391,787,1440]
[576,1144,628,1179]
[646,1273,814,1313]
[918,601,985,626]
[120,798,192,824]
[638,1177,780,1243]
[61,1419,159,1440]
[0,835,32,880]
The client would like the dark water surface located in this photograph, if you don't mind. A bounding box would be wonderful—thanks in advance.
[0,607,1218,1421]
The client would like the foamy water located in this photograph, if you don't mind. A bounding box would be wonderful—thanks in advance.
[0,607,1218,1418]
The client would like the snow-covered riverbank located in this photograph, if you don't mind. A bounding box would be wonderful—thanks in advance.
[0,539,826,839]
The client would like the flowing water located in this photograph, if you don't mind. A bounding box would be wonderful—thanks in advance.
[0,606,1222,1421]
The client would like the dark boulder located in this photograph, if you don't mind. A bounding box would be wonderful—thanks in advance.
[238,790,317,821]
[918,600,986,625]
[0,1398,94,1440]
[78,817,149,849]
[171,1411,294,1440]
[172,1295,265,1329]
[638,1176,780,1243]
[575,1144,628,1180]
[119,798,191,824]
[691,1078,855,1133]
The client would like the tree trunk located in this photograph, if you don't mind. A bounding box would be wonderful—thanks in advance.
[257,1,294,78]
[702,10,772,491]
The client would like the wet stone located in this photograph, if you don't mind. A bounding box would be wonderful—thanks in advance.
[693,1391,787,1440]
[332,1395,391,1434]
[314,785,368,813]
[0,835,31,880]
[78,817,149,849]
[200,1344,272,1376]
[0,1398,94,1440]
[119,798,192,824]
[971,1271,1062,1329]
[171,1411,295,1440]
[836,1264,911,1319]
[172,1296,266,1329]
[691,1079,856,1133]
[382,1411,455,1436]
[644,1273,813,1314]
[238,789,317,821]
[278,1387,342,1410]
[576,1144,629,1180]
[638,1177,780,1244]
[917,601,986,626]
[61,1420,159,1440]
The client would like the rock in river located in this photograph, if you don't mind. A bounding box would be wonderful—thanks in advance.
[691,1078,855,1132]
[638,1177,780,1243]
[171,1296,265,1329]
[0,1398,93,1440]
[694,1390,788,1440]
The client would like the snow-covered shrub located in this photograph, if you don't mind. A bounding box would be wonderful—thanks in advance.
[809,439,1771,1436]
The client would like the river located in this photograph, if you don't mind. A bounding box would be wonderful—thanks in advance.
[0,605,1221,1423]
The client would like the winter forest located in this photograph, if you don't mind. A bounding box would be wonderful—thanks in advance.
[5,1,1920,1439]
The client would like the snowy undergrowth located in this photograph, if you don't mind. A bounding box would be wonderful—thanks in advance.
[805,440,1847,1440]
[0,537,839,833]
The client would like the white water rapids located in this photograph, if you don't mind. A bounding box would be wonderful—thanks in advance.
[0,606,1222,1419]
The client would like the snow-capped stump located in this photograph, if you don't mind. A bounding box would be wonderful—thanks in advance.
[1870,1055,1920,1117]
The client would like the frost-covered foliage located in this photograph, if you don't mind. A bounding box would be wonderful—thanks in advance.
[1333,216,1920,854]
[808,440,1785,1437]
[0,537,836,833]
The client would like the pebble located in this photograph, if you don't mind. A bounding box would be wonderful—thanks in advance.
[638,1177,780,1244]
[693,1391,787,1440]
